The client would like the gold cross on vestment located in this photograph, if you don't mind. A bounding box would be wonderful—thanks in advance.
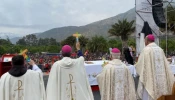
[14,80,23,100]
[67,74,75,100]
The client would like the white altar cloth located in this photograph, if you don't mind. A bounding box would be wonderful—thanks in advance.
[85,61,103,86]
[127,64,137,77]
[84,60,137,86]
[170,64,175,75]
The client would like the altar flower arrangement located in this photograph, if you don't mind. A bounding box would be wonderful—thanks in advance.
[102,57,108,67]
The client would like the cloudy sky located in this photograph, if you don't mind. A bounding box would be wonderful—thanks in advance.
[0,0,134,38]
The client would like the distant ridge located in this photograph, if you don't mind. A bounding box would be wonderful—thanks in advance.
[10,8,136,43]
[36,8,135,42]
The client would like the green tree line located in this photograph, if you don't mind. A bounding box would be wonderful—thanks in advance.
[1,34,175,55]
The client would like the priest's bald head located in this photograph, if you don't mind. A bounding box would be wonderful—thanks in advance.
[110,48,121,59]
[61,45,72,57]
[145,34,155,46]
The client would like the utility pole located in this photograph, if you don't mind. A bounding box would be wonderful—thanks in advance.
[166,5,168,57]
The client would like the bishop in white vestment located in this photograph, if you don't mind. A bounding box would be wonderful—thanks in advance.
[0,55,46,100]
[135,34,175,100]
[97,48,137,100]
[47,43,94,100]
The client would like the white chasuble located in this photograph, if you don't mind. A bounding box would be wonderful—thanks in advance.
[140,33,145,53]
[136,43,175,100]
[97,59,137,100]
[46,57,94,100]
[0,70,46,100]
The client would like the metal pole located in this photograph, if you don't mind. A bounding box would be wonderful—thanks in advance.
[166,5,168,57]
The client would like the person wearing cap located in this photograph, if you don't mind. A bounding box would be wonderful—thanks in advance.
[0,55,46,100]
[135,34,174,100]
[46,42,94,100]
[97,48,136,100]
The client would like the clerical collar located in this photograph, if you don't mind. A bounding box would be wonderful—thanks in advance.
[109,59,123,65]
[8,65,27,77]
[60,57,75,68]
[147,42,157,47]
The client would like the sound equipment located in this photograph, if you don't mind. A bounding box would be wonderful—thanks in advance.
[152,0,166,28]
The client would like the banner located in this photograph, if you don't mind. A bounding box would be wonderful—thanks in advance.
[136,0,160,56]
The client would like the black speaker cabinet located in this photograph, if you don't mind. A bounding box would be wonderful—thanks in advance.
[152,0,166,28]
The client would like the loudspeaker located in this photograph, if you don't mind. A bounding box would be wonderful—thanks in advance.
[152,0,166,28]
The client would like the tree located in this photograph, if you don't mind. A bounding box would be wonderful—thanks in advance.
[12,45,26,53]
[108,38,122,51]
[61,35,89,52]
[0,46,5,55]
[128,38,136,47]
[87,36,108,53]
[25,34,38,46]
[160,37,175,54]
[167,6,175,34]
[16,34,38,46]
[6,36,12,45]
[79,36,89,52]
[61,36,75,47]
[16,37,26,45]
[49,38,58,45]
[0,38,12,46]
[108,19,135,48]
[47,45,61,53]
[160,6,175,34]
[38,38,58,46]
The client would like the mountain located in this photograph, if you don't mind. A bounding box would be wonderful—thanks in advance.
[0,33,22,39]
[37,8,135,42]
[10,37,21,44]
[10,33,41,44]
[10,8,135,43]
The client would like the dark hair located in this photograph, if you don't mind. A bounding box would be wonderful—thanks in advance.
[12,55,24,65]
[124,48,134,65]
[62,52,71,57]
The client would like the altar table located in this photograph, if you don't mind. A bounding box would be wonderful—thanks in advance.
[84,60,137,86]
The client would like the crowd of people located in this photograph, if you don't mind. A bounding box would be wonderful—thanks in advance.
[0,34,175,100]
[26,52,112,72]
[27,51,134,73]
[27,54,60,72]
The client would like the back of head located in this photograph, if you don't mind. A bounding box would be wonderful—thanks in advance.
[9,55,27,77]
[111,48,121,59]
[61,45,72,57]
[12,55,24,66]
[145,34,155,45]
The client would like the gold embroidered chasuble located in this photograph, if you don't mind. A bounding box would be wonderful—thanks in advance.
[97,59,137,100]
[0,70,46,100]
[47,57,94,100]
[135,43,175,100]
